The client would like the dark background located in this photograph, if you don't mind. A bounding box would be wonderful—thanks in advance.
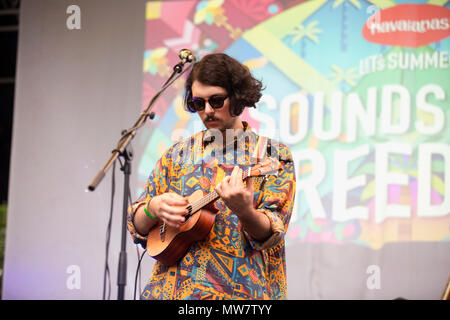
[0,0,19,204]
[0,0,19,298]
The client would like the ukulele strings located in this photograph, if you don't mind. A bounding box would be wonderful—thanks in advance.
[187,168,251,216]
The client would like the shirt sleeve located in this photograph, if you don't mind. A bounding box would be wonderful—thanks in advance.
[244,143,296,251]
[126,149,172,247]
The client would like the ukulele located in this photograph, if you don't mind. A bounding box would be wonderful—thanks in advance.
[146,157,282,266]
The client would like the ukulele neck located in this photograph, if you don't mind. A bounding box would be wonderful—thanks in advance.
[186,168,250,217]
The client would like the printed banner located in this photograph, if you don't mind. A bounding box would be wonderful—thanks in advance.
[139,0,450,250]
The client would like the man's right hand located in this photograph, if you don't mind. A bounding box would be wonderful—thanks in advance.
[148,193,189,228]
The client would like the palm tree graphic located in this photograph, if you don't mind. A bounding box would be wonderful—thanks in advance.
[289,20,322,58]
[328,65,359,91]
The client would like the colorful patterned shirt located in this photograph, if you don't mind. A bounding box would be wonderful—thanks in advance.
[127,122,296,300]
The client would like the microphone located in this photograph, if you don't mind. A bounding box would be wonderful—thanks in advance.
[179,49,195,63]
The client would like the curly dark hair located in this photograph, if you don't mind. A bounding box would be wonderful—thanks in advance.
[184,53,264,116]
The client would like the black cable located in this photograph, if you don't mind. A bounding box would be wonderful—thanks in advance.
[125,166,146,300]
[134,248,147,300]
[136,246,142,296]
[102,160,116,300]
[138,250,142,295]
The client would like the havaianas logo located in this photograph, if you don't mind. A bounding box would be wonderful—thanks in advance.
[363,4,450,48]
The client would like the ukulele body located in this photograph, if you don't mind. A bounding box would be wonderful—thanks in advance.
[145,158,281,266]
[146,189,217,266]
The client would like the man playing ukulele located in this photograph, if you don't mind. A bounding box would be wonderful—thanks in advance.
[127,53,296,300]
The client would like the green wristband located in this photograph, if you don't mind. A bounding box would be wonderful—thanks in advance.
[143,206,158,219]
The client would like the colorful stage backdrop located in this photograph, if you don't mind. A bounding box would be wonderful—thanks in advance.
[3,0,449,300]
[139,0,450,251]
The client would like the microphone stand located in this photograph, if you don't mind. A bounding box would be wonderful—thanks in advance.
[87,58,193,300]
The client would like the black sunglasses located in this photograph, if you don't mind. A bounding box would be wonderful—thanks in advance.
[188,95,228,111]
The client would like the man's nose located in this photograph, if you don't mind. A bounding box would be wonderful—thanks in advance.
[204,102,215,114]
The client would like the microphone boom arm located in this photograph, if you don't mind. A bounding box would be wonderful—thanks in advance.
[87,54,193,192]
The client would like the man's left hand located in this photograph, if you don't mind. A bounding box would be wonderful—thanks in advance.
[215,166,255,217]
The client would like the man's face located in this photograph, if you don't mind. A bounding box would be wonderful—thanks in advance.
[191,80,241,131]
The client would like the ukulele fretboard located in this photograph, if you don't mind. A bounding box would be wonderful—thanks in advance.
[186,169,249,218]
